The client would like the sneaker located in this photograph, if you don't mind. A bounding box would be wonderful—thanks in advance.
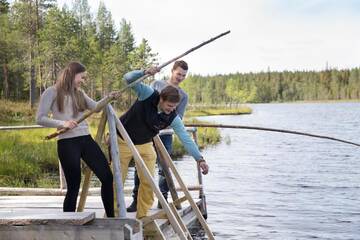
[126,200,137,212]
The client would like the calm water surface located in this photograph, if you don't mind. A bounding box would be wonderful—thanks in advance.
[176,102,360,240]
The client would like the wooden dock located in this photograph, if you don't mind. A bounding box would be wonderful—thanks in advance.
[0,194,204,239]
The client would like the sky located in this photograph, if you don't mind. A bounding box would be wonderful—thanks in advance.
[57,0,360,75]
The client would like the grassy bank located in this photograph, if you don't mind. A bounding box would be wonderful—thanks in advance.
[0,100,250,187]
[186,105,252,117]
[0,100,36,125]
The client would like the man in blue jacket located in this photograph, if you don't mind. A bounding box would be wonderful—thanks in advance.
[118,66,209,219]
[127,60,190,212]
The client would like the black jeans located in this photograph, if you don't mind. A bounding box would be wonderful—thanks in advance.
[132,134,173,200]
[57,135,114,217]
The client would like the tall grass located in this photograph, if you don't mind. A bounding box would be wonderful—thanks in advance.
[172,118,221,158]
[0,100,250,187]
[0,100,36,125]
[0,128,58,187]
[186,105,252,117]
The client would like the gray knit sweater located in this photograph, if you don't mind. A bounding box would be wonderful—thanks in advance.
[36,86,98,140]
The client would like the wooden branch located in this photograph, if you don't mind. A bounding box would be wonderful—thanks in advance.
[185,123,360,147]
[44,30,230,140]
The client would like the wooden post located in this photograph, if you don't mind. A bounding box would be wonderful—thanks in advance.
[77,110,107,212]
[108,105,188,240]
[154,136,181,209]
[153,135,215,240]
[192,130,207,217]
[106,105,127,217]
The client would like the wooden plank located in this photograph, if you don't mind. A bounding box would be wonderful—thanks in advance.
[107,106,127,217]
[0,212,95,226]
[172,196,187,206]
[141,210,167,226]
[143,221,166,240]
[0,218,142,240]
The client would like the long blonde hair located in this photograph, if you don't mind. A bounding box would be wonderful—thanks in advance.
[55,62,87,116]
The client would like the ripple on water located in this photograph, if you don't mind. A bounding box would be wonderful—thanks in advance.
[185,103,360,239]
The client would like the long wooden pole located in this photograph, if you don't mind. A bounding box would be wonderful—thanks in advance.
[44,30,231,140]
[185,123,360,147]
[45,97,111,140]
[192,130,207,218]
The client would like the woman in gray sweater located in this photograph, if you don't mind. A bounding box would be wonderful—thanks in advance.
[36,62,114,217]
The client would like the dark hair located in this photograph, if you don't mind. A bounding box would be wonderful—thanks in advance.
[55,61,87,116]
[172,60,188,71]
[160,85,181,103]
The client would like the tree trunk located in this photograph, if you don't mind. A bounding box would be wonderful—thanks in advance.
[35,0,42,96]
[3,63,9,99]
[30,50,36,108]
[28,0,37,108]
[51,59,56,86]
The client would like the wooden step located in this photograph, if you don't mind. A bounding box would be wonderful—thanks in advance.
[0,212,95,226]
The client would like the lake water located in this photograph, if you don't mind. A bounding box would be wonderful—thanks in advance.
[176,102,360,240]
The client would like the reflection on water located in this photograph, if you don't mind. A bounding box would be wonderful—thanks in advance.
[176,102,360,240]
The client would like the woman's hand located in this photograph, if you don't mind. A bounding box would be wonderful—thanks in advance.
[63,120,78,129]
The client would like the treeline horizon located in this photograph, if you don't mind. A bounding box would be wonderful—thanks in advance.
[1,1,360,107]
[181,67,360,104]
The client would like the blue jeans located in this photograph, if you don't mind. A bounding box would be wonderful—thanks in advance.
[132,134,173,200]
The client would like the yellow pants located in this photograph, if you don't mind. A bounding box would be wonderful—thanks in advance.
[117,138,156,219]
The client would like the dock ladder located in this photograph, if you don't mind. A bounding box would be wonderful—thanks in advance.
[77,105,215,240]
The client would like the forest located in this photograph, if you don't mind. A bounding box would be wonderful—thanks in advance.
[1,0,359,108]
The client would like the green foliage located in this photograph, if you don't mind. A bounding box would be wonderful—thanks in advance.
[0,1,157,103]
[181,68,360,104]
[0,100,35,124]
[0,99,225,187]
[0,101,106,187]
[0,128,58,187]
[129,38,158,70]
[172,118,221,158]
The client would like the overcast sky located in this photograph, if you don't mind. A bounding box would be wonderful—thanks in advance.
[56,0,360,75]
